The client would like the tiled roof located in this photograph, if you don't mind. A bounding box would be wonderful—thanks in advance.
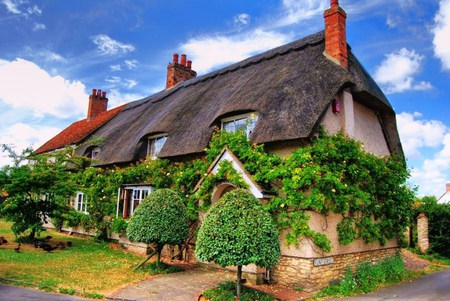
[35,105,125,154]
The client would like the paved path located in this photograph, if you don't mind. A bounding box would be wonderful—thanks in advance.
[325,268,450,301]
[109,267,235,301]
[0,284,91,301]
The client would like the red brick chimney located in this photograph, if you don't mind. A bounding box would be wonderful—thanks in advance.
[166,53,197,89]
[324,0,348,68]
[446,183,450,192]
[87,88,108,120]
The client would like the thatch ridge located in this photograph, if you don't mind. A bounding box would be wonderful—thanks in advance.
[75,31,402,166]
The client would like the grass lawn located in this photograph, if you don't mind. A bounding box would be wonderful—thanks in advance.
[0,219,168,298]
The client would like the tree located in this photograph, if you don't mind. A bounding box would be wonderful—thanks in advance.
[0,145,85,240]
[416,196,450,257]
[126,188,189,268]
[196,189,280,298]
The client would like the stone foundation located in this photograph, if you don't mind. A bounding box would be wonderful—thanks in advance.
[272,247,399,292]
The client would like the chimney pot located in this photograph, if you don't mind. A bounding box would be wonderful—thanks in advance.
[87,88,108,120]
[324,0,348,68]
[180,54,187,66]
[166,54,197,89]
[173,53,179,64]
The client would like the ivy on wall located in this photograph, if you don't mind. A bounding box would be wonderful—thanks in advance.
[57,129,414,251]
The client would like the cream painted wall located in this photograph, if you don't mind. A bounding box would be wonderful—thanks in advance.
[321,91,390,157]
[279,211,398,258]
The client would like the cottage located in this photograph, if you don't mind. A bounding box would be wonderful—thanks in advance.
[438,183,450,204]
[37,0,405,291]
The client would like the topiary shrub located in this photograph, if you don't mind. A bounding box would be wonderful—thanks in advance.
[196,188,280,298]
[127,188,189,265]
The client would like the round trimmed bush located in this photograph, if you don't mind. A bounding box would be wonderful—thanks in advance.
[127,188,189,262]
[196,188,280,297]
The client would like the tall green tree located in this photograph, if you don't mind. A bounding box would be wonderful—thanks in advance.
[127,188,189,267]
[196,189,280,298]
[0,145,85,240]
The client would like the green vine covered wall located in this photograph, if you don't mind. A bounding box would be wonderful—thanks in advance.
[60,129,414,250]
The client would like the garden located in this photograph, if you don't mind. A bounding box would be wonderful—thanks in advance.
[1,129,441,300]
[0,220,182,298]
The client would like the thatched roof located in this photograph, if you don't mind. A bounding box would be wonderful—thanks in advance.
[76,31,403,166]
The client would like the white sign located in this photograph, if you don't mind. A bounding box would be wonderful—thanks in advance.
[313,257,334,266]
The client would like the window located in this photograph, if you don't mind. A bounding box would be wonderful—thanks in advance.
[90,147,101,159]
[119,186,153,218]
[74,192,88,214]
[221,113,258,138]
[147,135,168,159]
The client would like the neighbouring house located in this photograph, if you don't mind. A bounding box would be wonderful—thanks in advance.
[37,0,405,291]
[438,183,450,204]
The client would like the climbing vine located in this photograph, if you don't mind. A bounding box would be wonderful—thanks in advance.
[3,129,414,251]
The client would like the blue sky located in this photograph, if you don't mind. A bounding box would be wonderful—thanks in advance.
[0,0,449,198]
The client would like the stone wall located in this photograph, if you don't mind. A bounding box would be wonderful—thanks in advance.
[417,213,429,253]
[271,247,399,292]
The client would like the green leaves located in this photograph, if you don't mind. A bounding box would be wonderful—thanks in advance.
[0,146,84,238]
[126,188,189,247]
[196,189,280,268]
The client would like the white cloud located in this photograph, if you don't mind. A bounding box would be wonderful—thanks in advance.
[91,34,135,55]
[0,122,62,166]
[1,1,42,17]
[397,112,450,197]
[124,59,138,70]
[410,133,450,197]
[110,64,122,71]
[180,29,290,74]
[0,58,87,118]
[33,23,46,32]
[125,79,137,89]
[107,89,144,108]
[27,5,41,16]
[276,0,326,27]
[386,15,399,28]
[40,51,65,63]
[373,48,432,94]
[105,76,121,84]
[397,112,447,158]
[1,0,21,14]
[432,0,450,71]
[234,13,251,27]
[105,76,137,89]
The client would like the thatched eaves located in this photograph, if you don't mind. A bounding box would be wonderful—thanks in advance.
[77,31,402,166]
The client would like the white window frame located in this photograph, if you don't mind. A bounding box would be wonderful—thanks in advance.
[74,192,88,214]
[123,186,153,217]
[221,113,258,138]
[147,134,168,160]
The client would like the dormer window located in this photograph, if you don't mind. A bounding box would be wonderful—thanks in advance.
[147,134,168,159]
[91,147,101,159]
[221,113,258,138]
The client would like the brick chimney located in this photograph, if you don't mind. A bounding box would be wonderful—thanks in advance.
[324,0,348,68]
[166,53,197,89]
[446,183,450,193]
[87,89,108,120]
